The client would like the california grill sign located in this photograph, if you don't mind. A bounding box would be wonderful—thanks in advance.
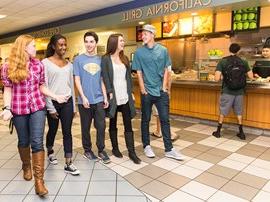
[121,0,212,22]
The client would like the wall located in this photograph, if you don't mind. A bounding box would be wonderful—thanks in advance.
[64,27,138,61]
[0,44,12,60]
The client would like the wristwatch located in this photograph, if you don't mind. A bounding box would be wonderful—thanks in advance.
[2,106,11,111]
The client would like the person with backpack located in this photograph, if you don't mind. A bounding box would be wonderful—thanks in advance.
[212,43,253,140]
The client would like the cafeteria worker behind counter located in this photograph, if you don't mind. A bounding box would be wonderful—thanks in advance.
[253,44,270,78]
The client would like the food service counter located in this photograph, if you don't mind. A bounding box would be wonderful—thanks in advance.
[132,80,270,129]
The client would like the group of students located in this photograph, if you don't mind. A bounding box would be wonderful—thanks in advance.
[1,23,264,197]
[0,24,184,196]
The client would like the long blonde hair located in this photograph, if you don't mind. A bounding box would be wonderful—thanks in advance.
[8,35,34,83]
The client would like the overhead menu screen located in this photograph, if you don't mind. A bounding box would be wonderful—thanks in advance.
[232,7,260,32]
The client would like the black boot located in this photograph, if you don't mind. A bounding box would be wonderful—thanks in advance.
[212,123,222,138]
[237,125,246,140]
[124,132,141,164]
[109,129,123,158]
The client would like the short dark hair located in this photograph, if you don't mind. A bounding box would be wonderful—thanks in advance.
[84,31,98,43]
[263,44,270,49]
[229,43,241,54]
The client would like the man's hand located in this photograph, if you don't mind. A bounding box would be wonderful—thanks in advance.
[141,89,148,95]
[103,99,109,109]
[82,96,90,108]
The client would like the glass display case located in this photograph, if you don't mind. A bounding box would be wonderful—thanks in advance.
[198,58,220,81]
[171,58,220,81]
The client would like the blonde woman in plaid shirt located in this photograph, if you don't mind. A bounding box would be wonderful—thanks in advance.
[0,35,68,196]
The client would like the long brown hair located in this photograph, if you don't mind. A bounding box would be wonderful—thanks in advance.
[8,35,34,83]
[105,33,129,67]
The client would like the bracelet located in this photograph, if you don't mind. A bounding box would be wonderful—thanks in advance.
[2,106,11,111]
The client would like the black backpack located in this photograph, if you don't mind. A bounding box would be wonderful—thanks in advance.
[222,55,247,90]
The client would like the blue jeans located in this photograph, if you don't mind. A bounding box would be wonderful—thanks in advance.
[46,98,73,158]
[141,91,173,152]
[13,109,46,153]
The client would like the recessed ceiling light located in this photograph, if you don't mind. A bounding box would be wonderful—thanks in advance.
[138,21,145,25]
[0,15,7,19]
[191,12,198,16]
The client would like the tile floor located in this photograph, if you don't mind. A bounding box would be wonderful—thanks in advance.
[1,95,270,201]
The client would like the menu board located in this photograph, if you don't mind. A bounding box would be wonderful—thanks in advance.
[232,7,260,32]
[162,14,213,38]
[162,21,179,37]
[193,15,213,35]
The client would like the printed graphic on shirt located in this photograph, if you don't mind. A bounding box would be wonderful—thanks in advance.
[83,63,100,75]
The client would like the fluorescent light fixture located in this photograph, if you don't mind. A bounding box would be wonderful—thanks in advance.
[138,21,145,25]
[191,12,198,16]
[0,15,7,19]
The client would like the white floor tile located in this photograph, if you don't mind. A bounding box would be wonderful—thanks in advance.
[199,127,217,135]
[216,144,244,152]
[218,159,248,171]
[109,155,129,165]
[249,140,270,148]
[197,140,220,147]
[180,181,217,200]
[251,159,270,171]
[208,191,249,202]
[185,159,213,171]
[206,136,229,144]
[152,158,181,171]
[120,160,148,171]
[172,165,204,179]
[225,140,247,147]
[252,190,270,202]
[227,153,255,164]
[243,165,270,179]
[163,190,204,202]
[262,181,270,193]
[110,165,133,177]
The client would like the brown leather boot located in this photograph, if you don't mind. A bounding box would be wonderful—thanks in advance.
[18,147,32,181]
[32,151,48,196]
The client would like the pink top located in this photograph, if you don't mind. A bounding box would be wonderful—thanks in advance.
[1,58,46,115]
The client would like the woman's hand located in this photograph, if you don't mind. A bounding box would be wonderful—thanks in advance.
[50,112,59,119]
[0,109,13,121]
[55,95,69,104]
[109,93,113,100]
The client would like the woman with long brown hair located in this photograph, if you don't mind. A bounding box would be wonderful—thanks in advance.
[101,33,141,164]
[0,35,68,196]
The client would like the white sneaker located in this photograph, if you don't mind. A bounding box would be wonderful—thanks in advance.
[144,145,155,158]
[165,148,185,161]
[48,154,58,165]
[64,163,80,176]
